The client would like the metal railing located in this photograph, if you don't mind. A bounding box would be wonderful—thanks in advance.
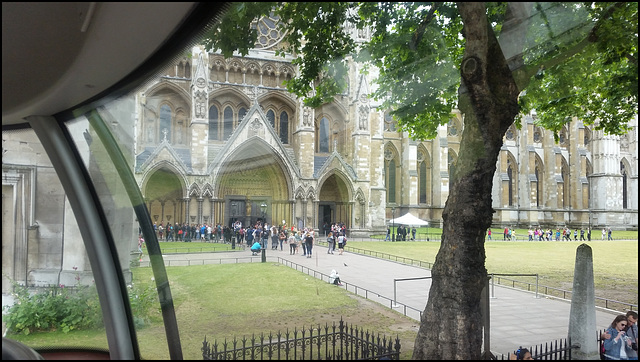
[277,257,425,321]
[320,243,637,313]
[138,255,261,267]
[202,318,401,360]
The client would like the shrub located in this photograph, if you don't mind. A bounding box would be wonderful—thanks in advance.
[2,272,158,335]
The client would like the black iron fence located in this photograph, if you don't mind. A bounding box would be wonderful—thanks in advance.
[202,319,401,360]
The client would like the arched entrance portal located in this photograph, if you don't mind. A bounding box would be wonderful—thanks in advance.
[318,174,351,232]
[217,142,291,228]
[145,168,184,226]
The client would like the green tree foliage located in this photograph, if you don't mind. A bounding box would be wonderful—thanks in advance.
[204,2,637,140]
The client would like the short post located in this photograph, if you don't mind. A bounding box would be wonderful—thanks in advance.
[490,273,496,298]
[231,236,236,250]
[261,247,266,263]
[393,278,397,307]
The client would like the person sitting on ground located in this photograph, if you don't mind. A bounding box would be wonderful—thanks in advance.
[250,240,262,256]
[509,347,533,360]
[329,269,342,286]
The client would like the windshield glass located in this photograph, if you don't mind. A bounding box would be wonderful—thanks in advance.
[2,2,637,360]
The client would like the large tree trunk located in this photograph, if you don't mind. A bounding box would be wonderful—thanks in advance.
[412,3,520,359]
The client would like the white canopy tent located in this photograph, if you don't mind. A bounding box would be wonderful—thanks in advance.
[387,212,429,226]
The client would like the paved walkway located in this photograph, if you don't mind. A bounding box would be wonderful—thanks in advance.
[151,243,619,357]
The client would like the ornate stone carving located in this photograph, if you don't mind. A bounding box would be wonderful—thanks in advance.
[302,107,312,127]
[359,105,369,131]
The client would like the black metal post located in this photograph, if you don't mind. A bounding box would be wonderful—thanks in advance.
[391,207,396,242]
[260,202,267,263]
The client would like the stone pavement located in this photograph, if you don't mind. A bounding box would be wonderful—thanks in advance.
[153,243,620,357]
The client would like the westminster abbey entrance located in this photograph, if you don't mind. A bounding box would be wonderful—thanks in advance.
[216,141,292,228]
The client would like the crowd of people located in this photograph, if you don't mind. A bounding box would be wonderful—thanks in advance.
[486,226,615,242]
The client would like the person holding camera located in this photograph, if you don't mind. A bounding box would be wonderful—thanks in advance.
[626,311,638,360]
[603,314,634,360]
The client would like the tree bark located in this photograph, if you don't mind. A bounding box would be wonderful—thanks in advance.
[412,3,520,359]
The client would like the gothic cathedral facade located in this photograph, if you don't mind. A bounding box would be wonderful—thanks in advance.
[135,36,637,236]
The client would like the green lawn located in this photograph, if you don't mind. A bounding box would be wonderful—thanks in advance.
[8,263,418,360]
[345,239,638,309]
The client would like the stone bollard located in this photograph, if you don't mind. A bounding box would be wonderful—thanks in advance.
[568,243,599,360]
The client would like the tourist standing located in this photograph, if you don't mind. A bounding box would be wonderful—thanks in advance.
[288,232,297,255]
[603,314,634,360]
[326,231,335,254]
[304,230,314,258]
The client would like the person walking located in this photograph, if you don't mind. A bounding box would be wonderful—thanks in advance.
[385,226,390,241]
[603,314,634,360]
[326,231,335,254]
[337,232,346,255]
[278,230,286,251]
[608,227,613,241]
[271,225,279,250]
[411,227,417,241]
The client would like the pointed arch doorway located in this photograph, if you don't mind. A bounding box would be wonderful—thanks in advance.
[216,141,292,228]
[144,167,185,225]
[318,173,352,231]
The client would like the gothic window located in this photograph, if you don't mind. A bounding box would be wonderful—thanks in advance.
[418,149,429,204]
[505,125,515,141]
[419,161,427,204]
[384,111,397,132]
[238,107,247,123]
[159,104,172,142]
[388,159,397,203]
[533,126,542,143]
[209,105,219,140]
[279,111,289,144]
[621,161,628,209]
[561,159,569,208]
[559,127,568,146]
[586,159,593,210]
[318,117,330,153]
[223,106,233,140]
[266,109,276,128]
[447,119,458,136]
[252,13,286,49]
[384,147,397,204]
[185,62,191,78]
[507,159,514,206]
[534,157,543,207]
